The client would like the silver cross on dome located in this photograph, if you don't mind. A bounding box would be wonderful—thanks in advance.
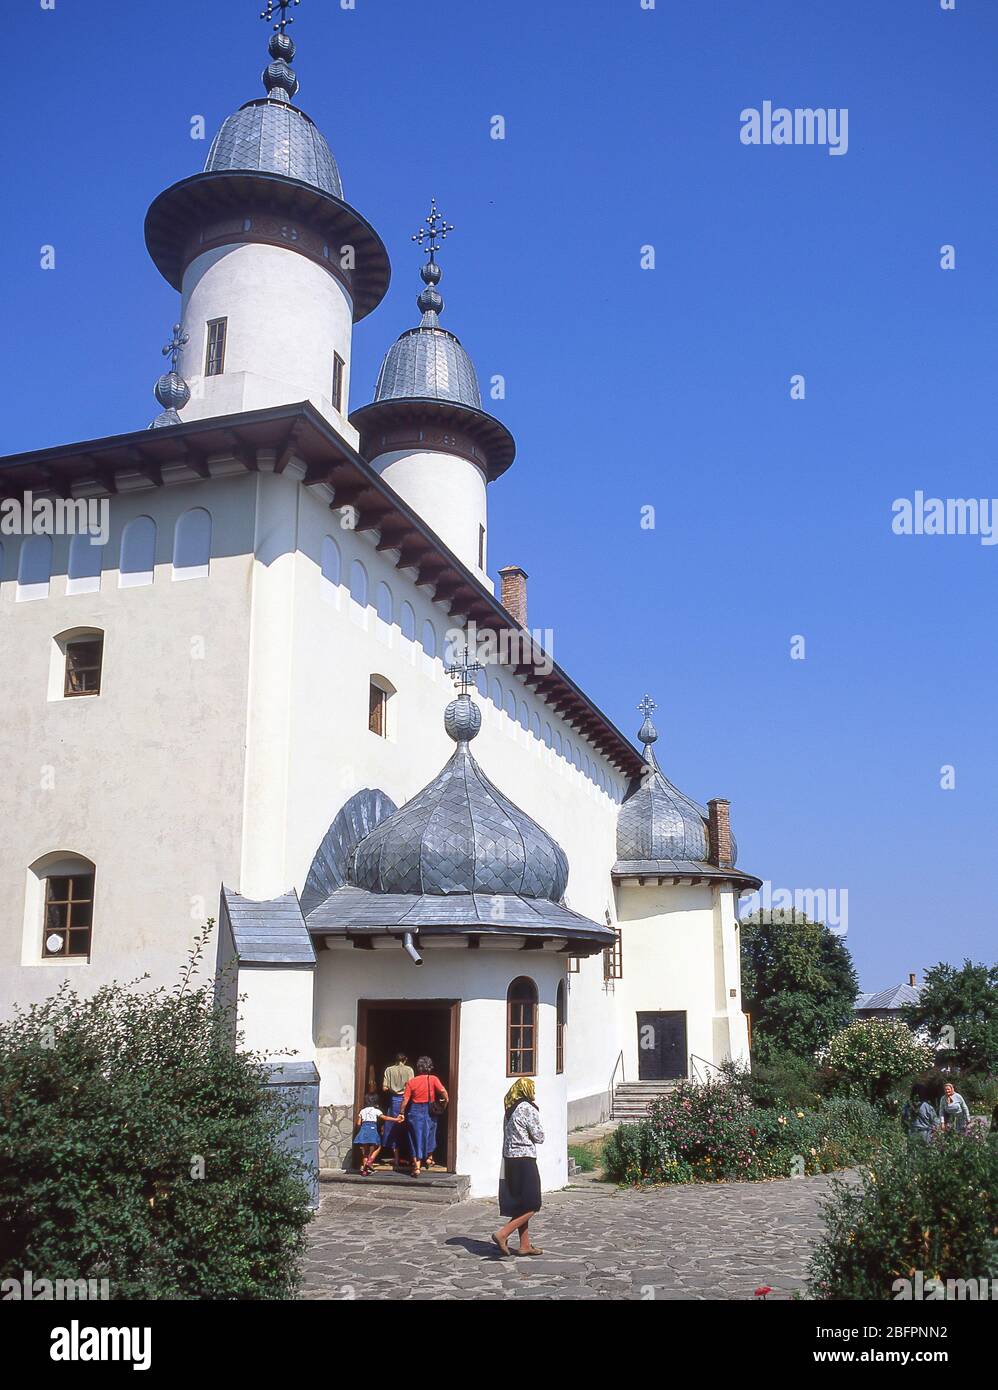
[412,199,455,265]
[162,324,189,372]
[261,0,300,33]
[637,694,659,749]
[446,646,484,696]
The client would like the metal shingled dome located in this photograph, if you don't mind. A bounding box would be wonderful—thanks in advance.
[616,749,714,864]
[373,325,483,410]
[352,699,569,899]
[204,99,343,199]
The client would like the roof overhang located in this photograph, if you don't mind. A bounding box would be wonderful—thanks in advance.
[350,396,516,480]
[0,401,645,779]
[144,170,391,320]
[612,859,763,892]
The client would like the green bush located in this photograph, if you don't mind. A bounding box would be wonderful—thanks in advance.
[0,933,312,1299]
[601,1074,900,1186]
[733,1050,826,1111]
[806,1132,998,1300]
[824,1019,934,1102]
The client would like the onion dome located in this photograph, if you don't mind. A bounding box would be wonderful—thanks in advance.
[149,325,191,429]
[145,1,389,320]
[352,692,568,899]
[617,696,718,865]
[351,200,515,479]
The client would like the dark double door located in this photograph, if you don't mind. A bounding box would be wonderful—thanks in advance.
[636,1010,688,1080]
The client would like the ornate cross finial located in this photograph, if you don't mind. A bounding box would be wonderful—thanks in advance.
[162,324,189,374]
[637,694,659,751]
[638,694,657,721]
[412,199,455,265]
[261,0,300,33]
[446,645,484,696]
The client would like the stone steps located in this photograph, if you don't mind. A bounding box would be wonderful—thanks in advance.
[319,1168,470,1204]
[612,1080,681,1121]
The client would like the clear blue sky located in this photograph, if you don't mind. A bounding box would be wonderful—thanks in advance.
[6,0,996,989]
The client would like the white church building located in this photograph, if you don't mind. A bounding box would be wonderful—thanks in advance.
[0,8,758,1199]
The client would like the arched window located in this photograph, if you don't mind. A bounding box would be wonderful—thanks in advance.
[29,852,96,960]
[375,580,393,625]
[349,559,368,608]
[120,516,156,588]
[531,712,541,741]
[368,673,396,739]
[399,601,416,642]
[53,628,104,699]
[556,980,566,1075]
[554,729,563,757]
[421,618,436,658]
[476,669,489,699]
[519,702,529,732]
[16,535,53,602]
[507,976,538,1077]
[172,507,212,580]
[67,534,103,596]
[543,722,553,749]
[320,535,341,603]
[491,677,503,709]
[504,690,516,722]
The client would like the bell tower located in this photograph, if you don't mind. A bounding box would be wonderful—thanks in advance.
[143,1,389,439]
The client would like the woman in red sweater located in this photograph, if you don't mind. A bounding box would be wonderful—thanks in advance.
[401,1056,448,1177]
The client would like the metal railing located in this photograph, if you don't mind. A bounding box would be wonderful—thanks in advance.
[608,1050,625,1119]
[689,1053,726,1084]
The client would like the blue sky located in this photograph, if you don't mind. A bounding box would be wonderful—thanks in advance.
[6,0,996,988]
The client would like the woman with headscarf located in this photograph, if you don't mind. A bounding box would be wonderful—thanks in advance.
[400,1055,448,1178]
[492,1079,545,1257]
[938,1081,971,1135]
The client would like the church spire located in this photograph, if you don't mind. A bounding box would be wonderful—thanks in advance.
[260,0,302,104]
[637,694,659,765]
[412,199,455,327]
[149,324,191,429]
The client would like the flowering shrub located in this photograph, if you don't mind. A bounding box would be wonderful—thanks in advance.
[823,1019,934,1102]
[806,1131,998,1300]
[601,1075,899,1186]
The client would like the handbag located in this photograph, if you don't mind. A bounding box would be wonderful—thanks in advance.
[428,1076,447,1118]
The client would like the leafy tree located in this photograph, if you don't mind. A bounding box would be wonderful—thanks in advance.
[740,910,858,1064]
[0,930,312,1299]
[824,1018,934,1102]
[901,960,998,1074]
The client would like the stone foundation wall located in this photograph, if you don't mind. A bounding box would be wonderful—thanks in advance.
[318,1105,355,1171]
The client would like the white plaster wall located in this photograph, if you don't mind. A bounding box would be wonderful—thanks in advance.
[370,448,488,580]
[237,966,316,1065]
[614,880,750,1076]
[314,945,567,1199]
[0,478,257,1014]
[178,243,358,444]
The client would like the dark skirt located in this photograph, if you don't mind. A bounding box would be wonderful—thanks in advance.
[499,1156,541,1218]
[381,1094,409,1155]
[407,1102,433,1160]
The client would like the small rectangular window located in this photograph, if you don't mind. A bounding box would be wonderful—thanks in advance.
[368,681,387,738]
[603,928,623,982]
[64,636,103,698]
[205,318,227,377]
[567,957,580,974]
[43,874,94,958]
[331,352,345,412]
[478,524,486,569]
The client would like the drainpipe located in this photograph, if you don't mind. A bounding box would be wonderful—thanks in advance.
[402,932,423,966]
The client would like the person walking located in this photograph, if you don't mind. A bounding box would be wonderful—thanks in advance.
[401,1056,448,1178]
[907,1082,940,1143]
[381,1052,414,1171]
[492,1079,544,1257]
[938,1081,971,1135]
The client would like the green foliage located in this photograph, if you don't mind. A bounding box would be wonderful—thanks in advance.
[806,1132,998,1300]
[732,1049,826,1111]
[902,960,998,1074]
[824,1018,934,1102]
[0,931,312,1299]
[740,913,858,1064]
[567,1143,598,1172]
[601,1074,899,1186]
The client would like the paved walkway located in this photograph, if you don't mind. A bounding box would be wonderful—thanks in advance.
[302,1170,847,1301]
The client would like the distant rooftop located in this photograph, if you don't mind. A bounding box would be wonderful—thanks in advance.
[854,980,922,1012]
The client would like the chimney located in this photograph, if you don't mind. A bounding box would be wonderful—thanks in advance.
[498,565,528,629]
[908,972,917,987]
[707,798,734,869]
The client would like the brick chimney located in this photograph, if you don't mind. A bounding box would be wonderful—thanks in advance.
[498,565,528,628]
[707,798,734,869]
[908,972,917,987]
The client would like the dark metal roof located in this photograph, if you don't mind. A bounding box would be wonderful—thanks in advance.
[352,696,569,900]
[220,885,316,967]
[374,325,481,409]
[612,858,762,890]
[205,99,343,198]
[617,747,712,863]
[305,884,613,951]
[854,983,922,1012]
[0,402,644,780]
